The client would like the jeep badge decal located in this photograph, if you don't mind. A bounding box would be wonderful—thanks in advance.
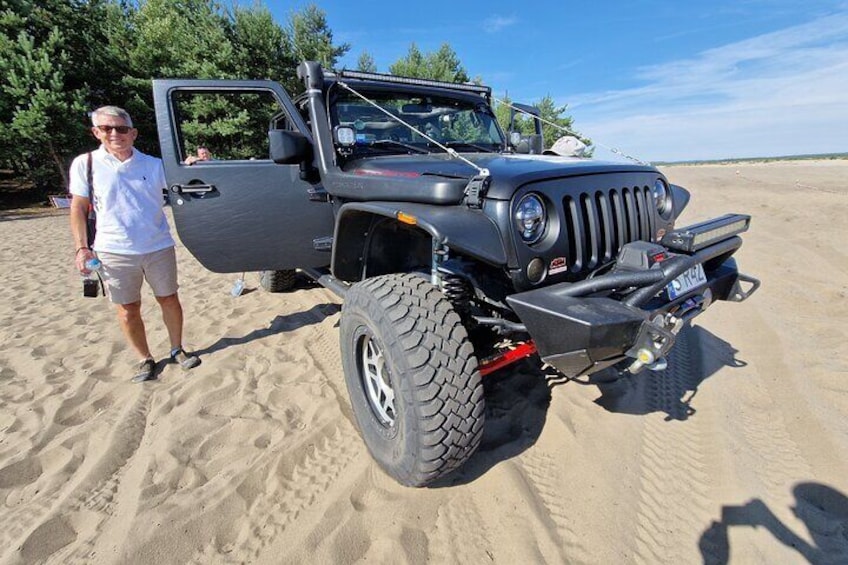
[549,257,568,275]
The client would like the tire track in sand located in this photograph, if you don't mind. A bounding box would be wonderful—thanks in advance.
[187,293,361,563]
[302,299,356,426]
[632,329,714,565]
[696,312,820,564]
[0,375,126,545]
[187,419,362,563]
[3,388,151,564]
[429,494,495,564]
[518,450,591,564]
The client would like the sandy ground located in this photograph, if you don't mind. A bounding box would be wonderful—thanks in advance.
[0,160,846,564]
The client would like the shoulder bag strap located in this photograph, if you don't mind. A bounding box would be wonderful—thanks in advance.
[86,151,94,205]
[86,151,96,220]
[85,152,97,247]
[85,152,104,296]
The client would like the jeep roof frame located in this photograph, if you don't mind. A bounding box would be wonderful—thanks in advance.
[327,68,492,101]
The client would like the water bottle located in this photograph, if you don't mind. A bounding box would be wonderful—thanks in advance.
[85,257,102,274]
[83,257,102,297]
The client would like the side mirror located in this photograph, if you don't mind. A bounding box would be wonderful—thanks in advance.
[269,130,310,164]
[509,102,542,136]
[526,134,544,155]
[512,133,543,154]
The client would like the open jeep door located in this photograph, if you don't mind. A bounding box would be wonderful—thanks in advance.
[152,80,334,273]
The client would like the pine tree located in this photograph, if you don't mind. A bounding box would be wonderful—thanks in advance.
[389,43,469,83]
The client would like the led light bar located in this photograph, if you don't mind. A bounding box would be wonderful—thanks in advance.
[662,214,751,253]
[332,69,491,96]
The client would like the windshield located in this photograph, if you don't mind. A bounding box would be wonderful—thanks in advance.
[330,89,505,156]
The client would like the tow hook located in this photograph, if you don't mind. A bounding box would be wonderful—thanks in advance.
[625,314,682,374]
[630,347,668,373]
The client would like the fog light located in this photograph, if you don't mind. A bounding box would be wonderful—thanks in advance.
[527,258,546,283]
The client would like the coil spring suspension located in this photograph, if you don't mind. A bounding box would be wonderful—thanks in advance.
[441,274,473,317]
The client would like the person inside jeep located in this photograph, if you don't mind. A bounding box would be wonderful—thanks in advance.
[185,146,212,165]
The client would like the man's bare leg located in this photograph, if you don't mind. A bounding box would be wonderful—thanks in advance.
[156,293,183,350]
[116,301,152,360]
[157,293,199,369]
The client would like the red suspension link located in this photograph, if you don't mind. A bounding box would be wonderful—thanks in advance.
[478,341,538,376]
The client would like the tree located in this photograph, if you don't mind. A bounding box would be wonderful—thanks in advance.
[535,95,578,149]
[127,2,348,158]
[493,92,532,137]
[0,0,353,198]
[389,43,469,83]
[0,0,134,193]
[125,0,237,154]
[493,92,590,152]
[356,51,377,73]
[284,3,349,93]
[0,27,88,191]
[130,0,233,80]
[228,3,294,82]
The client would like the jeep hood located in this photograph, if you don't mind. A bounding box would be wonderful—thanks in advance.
[344,153,661,200]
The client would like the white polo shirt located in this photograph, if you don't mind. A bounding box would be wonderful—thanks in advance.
[69,146,175,255]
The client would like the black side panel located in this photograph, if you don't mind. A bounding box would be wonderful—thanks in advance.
[169,162,333,272]
[152,80,334,273]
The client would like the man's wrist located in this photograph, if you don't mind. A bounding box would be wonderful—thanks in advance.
[75,246,90,254]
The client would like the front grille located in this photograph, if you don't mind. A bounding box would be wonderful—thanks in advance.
[562,185,656,273]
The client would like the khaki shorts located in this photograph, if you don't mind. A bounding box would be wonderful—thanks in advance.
[98,247,179,305]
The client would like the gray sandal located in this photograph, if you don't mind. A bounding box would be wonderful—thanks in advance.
[132,358,156,383]
[171,348,200,370]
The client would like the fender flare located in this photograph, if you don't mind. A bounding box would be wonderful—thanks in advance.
[332,202,508,281]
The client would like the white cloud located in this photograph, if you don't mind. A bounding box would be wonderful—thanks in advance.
[565,11,848,161]
[483,15,517,33]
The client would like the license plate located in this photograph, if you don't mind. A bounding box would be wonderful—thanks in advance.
[667,264,707,300]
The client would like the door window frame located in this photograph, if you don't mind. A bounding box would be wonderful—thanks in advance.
[165,82,313,166]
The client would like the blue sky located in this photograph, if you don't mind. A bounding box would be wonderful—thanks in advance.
[268,1,848,162]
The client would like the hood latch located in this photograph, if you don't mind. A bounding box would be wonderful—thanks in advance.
[464,173,490,209]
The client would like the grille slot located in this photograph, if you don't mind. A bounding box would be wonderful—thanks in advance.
[563,185,654,274]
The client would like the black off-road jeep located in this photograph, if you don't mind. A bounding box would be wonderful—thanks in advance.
[153,62,758,486]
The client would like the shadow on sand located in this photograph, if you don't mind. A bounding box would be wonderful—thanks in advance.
[699,482,848,564]
[192,302,340,358]
[438,324,747,486]
[590,325,746,421]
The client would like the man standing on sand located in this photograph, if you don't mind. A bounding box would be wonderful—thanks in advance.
[69,105,200,383]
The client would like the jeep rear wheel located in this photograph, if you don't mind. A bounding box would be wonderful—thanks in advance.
[340,273,485,487]
[259,269,297,292]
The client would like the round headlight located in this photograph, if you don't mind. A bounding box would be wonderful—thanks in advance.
[515,194,547,244]
[653,179,673,217]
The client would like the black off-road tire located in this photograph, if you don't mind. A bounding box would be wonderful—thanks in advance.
[340,273,485,487]
[259,269,297,293]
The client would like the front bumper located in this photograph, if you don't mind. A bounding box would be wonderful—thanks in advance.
[505,220,759,378]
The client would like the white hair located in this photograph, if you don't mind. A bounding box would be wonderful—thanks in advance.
[91,105,133,127]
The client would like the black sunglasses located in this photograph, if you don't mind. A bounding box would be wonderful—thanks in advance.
[95,125,132,134]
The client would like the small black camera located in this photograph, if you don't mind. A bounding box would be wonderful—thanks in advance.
[83,277,100,298]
